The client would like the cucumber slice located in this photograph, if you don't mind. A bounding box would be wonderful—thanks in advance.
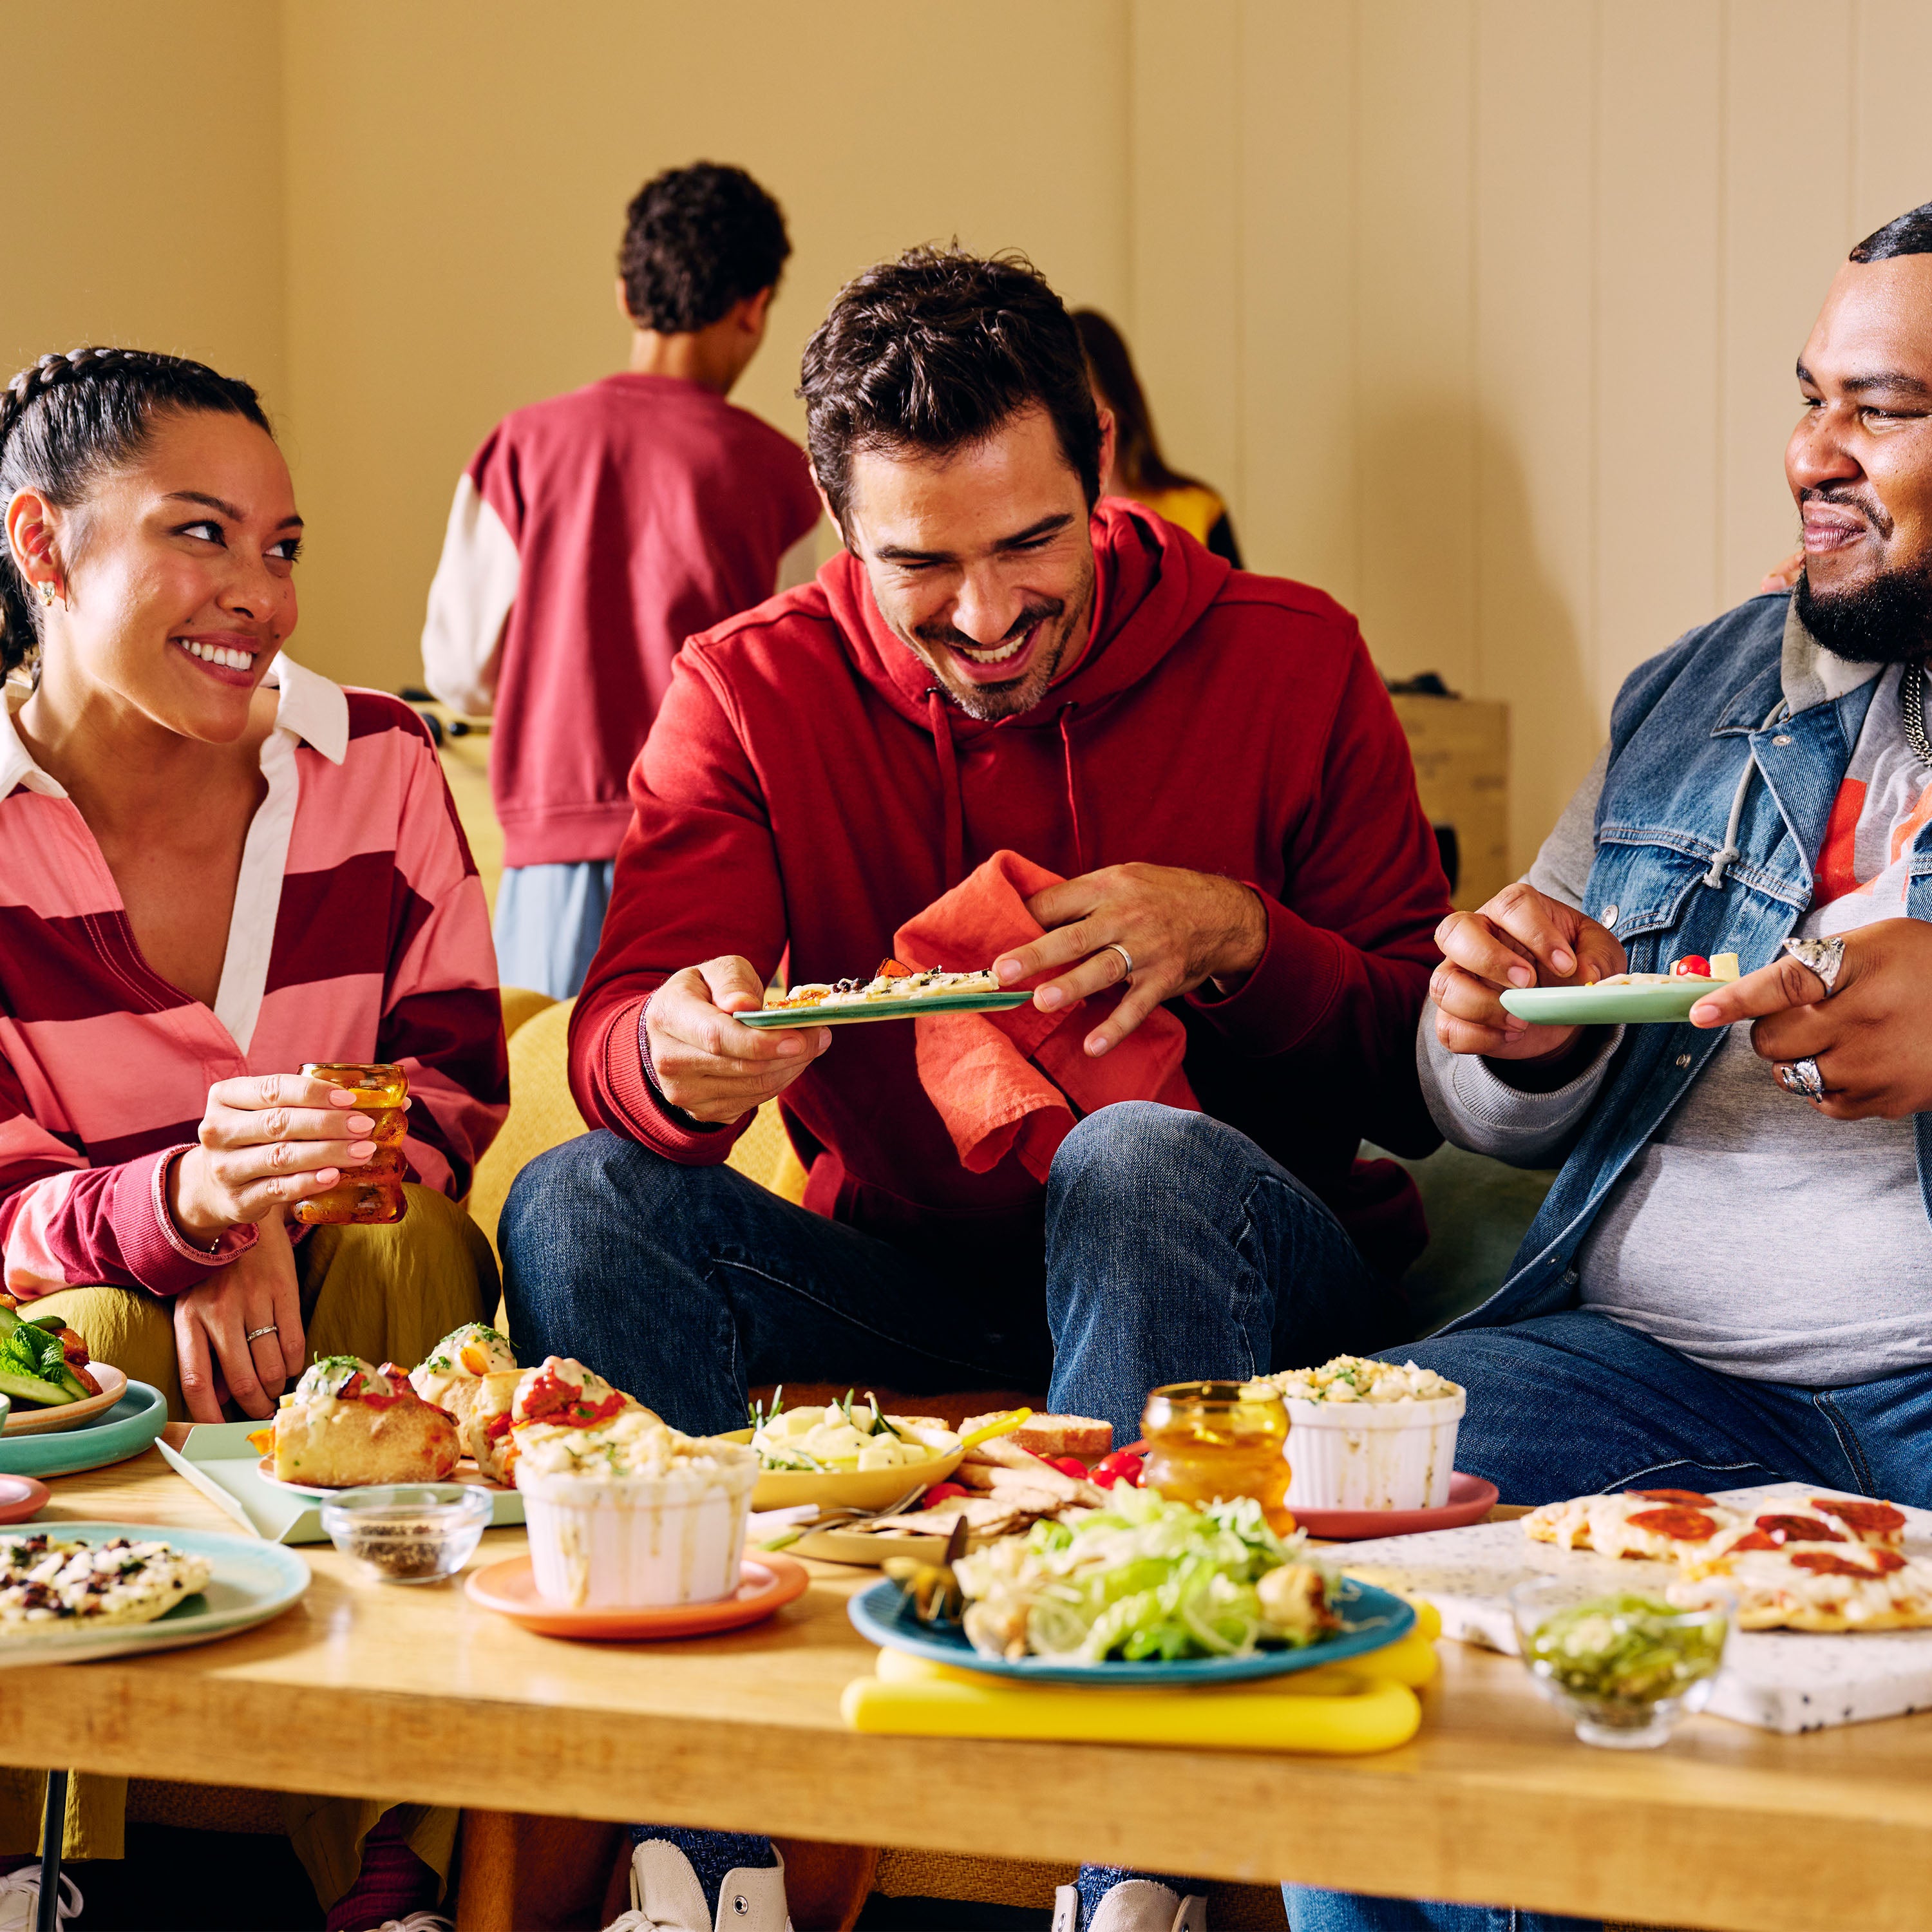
[0,1367,74,1408]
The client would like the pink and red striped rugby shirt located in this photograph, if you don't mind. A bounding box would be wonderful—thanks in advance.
[0,658,508,1298]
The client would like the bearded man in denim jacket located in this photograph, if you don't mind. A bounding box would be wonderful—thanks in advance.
[1291,203,1932,1932]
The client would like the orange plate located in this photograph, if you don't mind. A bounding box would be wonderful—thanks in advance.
[465,1552,810,1639]
[0,1474,50,1523]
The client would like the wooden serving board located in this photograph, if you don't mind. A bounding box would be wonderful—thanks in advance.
[1338,1481,1932,1734]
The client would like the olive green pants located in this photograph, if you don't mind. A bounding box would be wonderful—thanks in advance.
[0,1185,494,1906]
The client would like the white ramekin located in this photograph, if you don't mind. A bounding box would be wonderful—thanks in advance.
[518,1457,759,1609]
[1283,1390,1465,1511]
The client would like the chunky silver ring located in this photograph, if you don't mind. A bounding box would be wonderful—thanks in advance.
[1102,942,1134,982]
[1783,935,1846,996]
[1777,1057,1827,1102]
[245,1324,279,1344]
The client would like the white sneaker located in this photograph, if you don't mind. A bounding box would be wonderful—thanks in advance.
[373,1917,454,1931]
[0,1869,81,1932]
[607,1841,792,1932]
[1053,1878,1208,1932]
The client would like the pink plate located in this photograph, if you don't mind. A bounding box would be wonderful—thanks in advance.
[1293,1472,1499,1541]
[466,1552,809,1639]
[0,1475,50,1524]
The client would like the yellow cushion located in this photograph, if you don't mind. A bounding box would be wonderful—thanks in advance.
[473,989,808,1262]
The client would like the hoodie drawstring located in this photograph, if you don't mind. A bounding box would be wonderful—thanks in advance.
[1058,703,1089,875]
[925,688,966,889]
[1702,699,1790,889]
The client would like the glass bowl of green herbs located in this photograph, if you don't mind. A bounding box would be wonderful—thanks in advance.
[1511,1578,1732,1748]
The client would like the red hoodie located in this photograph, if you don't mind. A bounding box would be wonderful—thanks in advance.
[570,502,1449,1277]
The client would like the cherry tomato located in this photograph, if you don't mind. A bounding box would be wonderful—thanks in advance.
[1092,1465,1122,1488]
[1671,955,1711,978]
[922,1482,969,1506]
[1045,1455,1088,1479]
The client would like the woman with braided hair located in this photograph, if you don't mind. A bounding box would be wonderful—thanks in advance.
[0,346,506,1927]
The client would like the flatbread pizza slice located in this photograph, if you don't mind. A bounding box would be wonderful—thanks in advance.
[1672,1542,1932,1632]
[1522,1489,1742,1562]
[1801,1494,1908,1549]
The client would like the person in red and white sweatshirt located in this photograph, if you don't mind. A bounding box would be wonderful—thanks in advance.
[504,244,1450,1932]
[421,162,821,998]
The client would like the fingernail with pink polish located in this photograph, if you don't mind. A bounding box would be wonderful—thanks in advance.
[346,1115,374,1134]
[348,1141,377,1159]
[329,1089,357,1106]
[315,1168,340,1187]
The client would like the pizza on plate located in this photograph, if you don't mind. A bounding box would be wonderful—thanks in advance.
[0,1533,211,1633]
[1522,1489,1743,1561]
[1672,1541,1932,1631]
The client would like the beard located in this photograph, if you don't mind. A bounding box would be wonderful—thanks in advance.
[1797,557,1932,666]
[911,570,1093,723]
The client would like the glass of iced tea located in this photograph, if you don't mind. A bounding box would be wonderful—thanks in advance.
[294,1063,409,1226]
[1141,1380,1295,1537]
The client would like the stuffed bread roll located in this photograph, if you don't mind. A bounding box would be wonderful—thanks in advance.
[272,1356,460,1487]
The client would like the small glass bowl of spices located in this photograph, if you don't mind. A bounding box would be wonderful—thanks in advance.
[320,1484,493,1584]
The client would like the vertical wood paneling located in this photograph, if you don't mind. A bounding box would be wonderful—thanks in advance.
[1850,0,1932,241]
[1236,0,1359,606]
[1592,1,1724,723]
[1126,0,1243,502]
[1472,1,1598,864]
[1720,0,1853,607]
[1350,0,1477,688]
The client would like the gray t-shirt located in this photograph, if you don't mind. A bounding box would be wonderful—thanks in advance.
[1419,651,1931,1386]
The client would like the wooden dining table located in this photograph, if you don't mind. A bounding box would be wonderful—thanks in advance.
[8,1448,1932,1932]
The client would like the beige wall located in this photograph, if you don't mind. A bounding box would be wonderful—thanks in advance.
[278,0,1132,694]
[5,2,1931,871]
[1128,0,1932,868]
[0,2,285,408]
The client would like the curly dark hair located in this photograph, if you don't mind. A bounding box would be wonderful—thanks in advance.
[1851,200,1932,262]
[619,162,791,334]
[0,346,272,679]
[799,245,1102,531]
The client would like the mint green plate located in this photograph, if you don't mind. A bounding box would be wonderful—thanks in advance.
[738,990,1033,1029]
[0,1381,166,1479]
[1500,981,1720,1027]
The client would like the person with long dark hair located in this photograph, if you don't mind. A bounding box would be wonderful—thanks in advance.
[1074,309,1243,565]
[0,345,506,1927]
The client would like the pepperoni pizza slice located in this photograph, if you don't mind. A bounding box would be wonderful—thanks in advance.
[1522,1488,1742,1562]
[1673,1542,1932,1632]
[1802,1494,1908,1549]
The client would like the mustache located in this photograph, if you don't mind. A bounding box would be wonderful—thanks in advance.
[1801,483,1894,538]
[914,597,1065,652]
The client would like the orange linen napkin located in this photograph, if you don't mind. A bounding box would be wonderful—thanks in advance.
[893,851,1199,1182]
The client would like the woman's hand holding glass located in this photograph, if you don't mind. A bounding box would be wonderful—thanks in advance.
[168,1073,391,1245]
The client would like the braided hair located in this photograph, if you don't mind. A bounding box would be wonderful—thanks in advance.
[0,346,272,679]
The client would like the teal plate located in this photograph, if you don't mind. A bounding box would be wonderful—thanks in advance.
[739,990,1034,1029]
[0,1382,166,1481]
[849,1574,1414,1685]
[0,1521,308,1667]
[1500,981,1722,1027]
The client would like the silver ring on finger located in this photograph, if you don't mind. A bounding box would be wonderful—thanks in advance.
[1776,1057,1827,1102]
[1782,935,1846,996]
[1102,942,1135,983]
[245,1324,279,1343]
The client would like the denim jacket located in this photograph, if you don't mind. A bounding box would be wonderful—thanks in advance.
[1444,592,1932,1335]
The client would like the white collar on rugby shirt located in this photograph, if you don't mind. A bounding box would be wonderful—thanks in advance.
[0,650,348,798]
[1,652,350,1051]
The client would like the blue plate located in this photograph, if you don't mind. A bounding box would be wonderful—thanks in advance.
[848,1573,1415,1685]
[0,1521,308,1666]
[0,1382,166,1480]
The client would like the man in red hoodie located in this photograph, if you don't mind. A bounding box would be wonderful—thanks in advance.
[501,245,1448,1932]
[502,240,1446,1426]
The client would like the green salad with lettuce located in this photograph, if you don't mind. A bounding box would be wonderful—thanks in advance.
[0,1302,93,1408]
[952,1488,1340,1663]
[1524,1595,1727,1709]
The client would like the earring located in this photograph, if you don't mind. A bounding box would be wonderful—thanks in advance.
[36,582,55,609]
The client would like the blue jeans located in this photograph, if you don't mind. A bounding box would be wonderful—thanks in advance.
[500,1099,1401,1443]
[493,859,616,999]
[1287,1308,1932,1932]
